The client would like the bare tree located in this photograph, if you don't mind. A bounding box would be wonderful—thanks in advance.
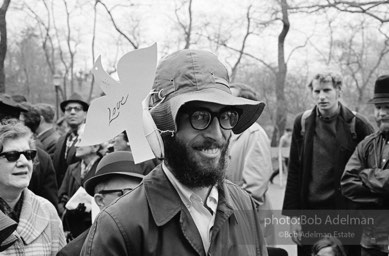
[24,0,56,76]
[229,5,253,81]
[333,20,389,113]
[0,0,11,93]
[174,0,194,49]
[63,0,77,95]
[88,0,99,102]
[97,0,140,49]
[271,0,290,145]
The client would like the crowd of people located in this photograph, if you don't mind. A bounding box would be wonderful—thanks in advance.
[0,47,388,256]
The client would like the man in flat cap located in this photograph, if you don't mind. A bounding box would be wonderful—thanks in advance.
[53,93,89,188]
[57,151,144,256]
[342,75,389,256]
[81,49,268,256]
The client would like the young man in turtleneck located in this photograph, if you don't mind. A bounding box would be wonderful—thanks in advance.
[282,73,374,256]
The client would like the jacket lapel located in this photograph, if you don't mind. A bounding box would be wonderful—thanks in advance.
[17,189,49,244]
[144,166,205,256]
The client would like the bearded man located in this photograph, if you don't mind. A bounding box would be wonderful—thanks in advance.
[80,49,268,256]
[341,75,389,256]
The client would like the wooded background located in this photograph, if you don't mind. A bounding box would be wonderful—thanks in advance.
[1,0,388,145]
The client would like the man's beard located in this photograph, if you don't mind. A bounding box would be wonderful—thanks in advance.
[163,134,230,189]
[377,118,389,135]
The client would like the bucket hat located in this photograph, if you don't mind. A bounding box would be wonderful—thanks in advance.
[367,75,389,104]
[83,151,144,196]
[149,49,265,134]
[60,93,89,112]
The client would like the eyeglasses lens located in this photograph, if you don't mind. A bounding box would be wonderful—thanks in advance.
[190,109,239,130]
[65,106,82,113]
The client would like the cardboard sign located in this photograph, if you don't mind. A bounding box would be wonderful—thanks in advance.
[78,44,157,163]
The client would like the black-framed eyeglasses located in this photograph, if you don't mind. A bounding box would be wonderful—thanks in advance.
[0,150,37,162]
[65,106,83,113]
[97,188,133,197]
[181,106,241,131]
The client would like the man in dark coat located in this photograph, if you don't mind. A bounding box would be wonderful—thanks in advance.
[81,49,268,256]
[341,75,389,256]
[282,73,374,256]
[53,93,88,188]
[35,103,61,156]
[56,151,144,256]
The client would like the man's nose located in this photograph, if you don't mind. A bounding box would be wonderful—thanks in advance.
[204,116,224,139]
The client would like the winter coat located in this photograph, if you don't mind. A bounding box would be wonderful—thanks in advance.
[80,165,268,256]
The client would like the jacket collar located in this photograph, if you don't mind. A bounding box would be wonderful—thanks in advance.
[37,127,55,140]
[17,189,50,244]
[144,165,235,227]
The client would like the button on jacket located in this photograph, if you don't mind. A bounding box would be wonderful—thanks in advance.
[80,165,268,256]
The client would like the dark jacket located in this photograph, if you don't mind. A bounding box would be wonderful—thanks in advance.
[282,103,373,214]
[80,165,268,256]
[58,160,99,238]
[37,127,61,156]
[341,131,389,252]
[56,229,88,256]
[28,147,58,210]
[53,132,79,188]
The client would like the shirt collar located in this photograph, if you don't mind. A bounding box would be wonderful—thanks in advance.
[162,162,218,214]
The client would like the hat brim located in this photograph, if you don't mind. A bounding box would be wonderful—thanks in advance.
[84,172,144,196]
[169,88,265,134]
[367,98,389,104]
[60,100,89,112]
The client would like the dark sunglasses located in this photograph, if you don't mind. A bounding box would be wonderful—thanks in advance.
[181,106,241,131]
[97,188,133,197]
[0,150,37,162]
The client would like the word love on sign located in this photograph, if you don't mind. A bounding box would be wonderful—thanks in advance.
[79,44,157,164]
[108,94,129,125]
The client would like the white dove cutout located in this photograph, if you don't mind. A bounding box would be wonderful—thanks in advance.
[78,43,157,164]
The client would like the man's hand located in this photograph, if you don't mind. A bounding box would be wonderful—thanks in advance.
[289,217,302,246]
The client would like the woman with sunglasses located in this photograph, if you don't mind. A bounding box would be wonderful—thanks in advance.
[0,122,66,255]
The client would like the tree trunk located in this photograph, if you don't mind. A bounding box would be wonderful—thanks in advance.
[271,0,290,146]
[0,0,10,93]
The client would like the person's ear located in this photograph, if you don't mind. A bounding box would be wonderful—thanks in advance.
[337,88,342,98]
[39,115,44,125]
[92,144,100,153]
[94,194,105,208]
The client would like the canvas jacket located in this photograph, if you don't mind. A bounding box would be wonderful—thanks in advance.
[0,189,66,256]
[282,103,374,214]
[80,165,268,256]
[341,131,389,253]
[226,123,272,206]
